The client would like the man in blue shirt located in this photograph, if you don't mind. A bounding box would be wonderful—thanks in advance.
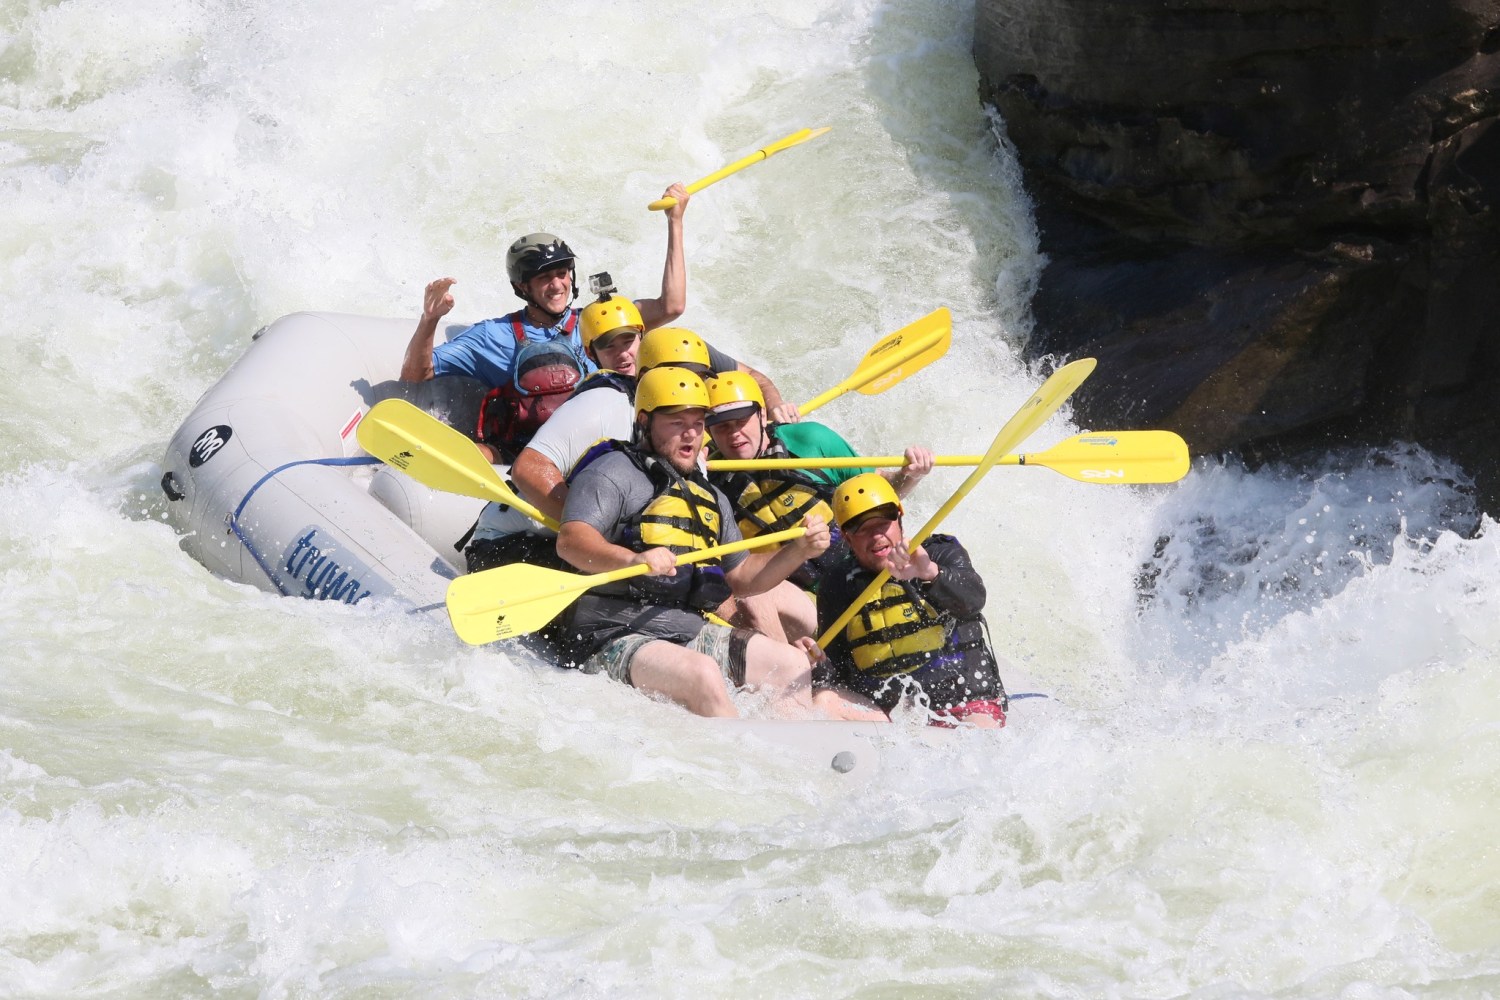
[399,182,691,387]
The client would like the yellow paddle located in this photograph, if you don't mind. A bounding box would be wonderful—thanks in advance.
[446,525,809,645]
[798,308,951,416]
[356,398,561,531]
[648,127,832,211]
[816,358,1098,650]
[709,430,1190,485]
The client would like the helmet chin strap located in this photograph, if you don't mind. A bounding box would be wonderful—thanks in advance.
[515,266,576,326]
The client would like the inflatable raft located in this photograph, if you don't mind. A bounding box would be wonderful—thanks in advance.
[160,311,983,774]
[160,311,488,610]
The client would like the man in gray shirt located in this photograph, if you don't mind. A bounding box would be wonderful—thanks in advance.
[555,366,848,719]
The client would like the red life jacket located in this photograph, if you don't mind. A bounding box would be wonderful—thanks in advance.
[475,313,582,463]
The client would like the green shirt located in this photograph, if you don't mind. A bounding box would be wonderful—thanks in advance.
[772,422,871,486]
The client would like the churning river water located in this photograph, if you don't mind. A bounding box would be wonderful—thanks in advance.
[2,0,1497,996]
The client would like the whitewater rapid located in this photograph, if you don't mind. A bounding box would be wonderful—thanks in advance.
[2,0,1497,996]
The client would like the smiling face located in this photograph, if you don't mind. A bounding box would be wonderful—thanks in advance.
[844,509,904,572]
[592,329,641,376]
[644,406,707,475]
[520,263,573,316]
[706,411,766,460]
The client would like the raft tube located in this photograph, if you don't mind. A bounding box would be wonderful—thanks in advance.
[160,312,489,609]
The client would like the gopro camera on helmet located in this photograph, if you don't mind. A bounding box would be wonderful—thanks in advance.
[588,271,616,297]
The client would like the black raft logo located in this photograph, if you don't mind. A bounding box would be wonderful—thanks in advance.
[188,425,233,467]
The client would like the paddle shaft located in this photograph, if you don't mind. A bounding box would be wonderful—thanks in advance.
[511,524,808,610]
[706,430,1191,485]
[711,455,988,471]
[446,524,813,643]
[649,127,830,211]
[358,399,561,530]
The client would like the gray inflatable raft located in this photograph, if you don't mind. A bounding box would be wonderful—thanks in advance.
[160,313,976,773]
[161,311,487,609]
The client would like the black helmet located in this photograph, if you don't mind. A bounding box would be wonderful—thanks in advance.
[505,232,577,287]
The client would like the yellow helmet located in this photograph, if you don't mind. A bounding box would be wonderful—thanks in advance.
[638,327,710,373]
[832,473,903,531]
[580,295,644,353]
[704,370,764,426]
[634,366,711,418]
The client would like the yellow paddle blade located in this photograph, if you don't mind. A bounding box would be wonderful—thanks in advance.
[356,399,560,530]
[648,127,832,210]
[448,562,592,645]
[1010,430,1190,484]
[815,358,1097,650]
[447,525,809,645]
[856,312,952,396]
[798,308,951,416]
[707,430,1191,485]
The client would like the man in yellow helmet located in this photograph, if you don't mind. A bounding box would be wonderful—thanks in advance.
[553,367,839,718]
[480,322,790,560]
[808,473,1009,727]
[702,371,934,639]
[461,309,765,571]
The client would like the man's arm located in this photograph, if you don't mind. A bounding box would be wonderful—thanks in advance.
[883,445,934,499]
[400,277,456,382]
[513,388,632,521]
[724,515,830,596]
[557,521,677,577]
[740,361,800,425]
[636,183,690,330]
[920,537,987,617]
[512,448,568,523]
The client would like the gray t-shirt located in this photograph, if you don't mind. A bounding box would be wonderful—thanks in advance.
[561,447,746,647]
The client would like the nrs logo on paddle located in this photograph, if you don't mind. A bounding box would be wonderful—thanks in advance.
[188,425,233,467]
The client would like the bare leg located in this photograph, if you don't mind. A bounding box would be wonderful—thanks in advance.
[740,633,819,717]
[812,688,890,722]
[626,640,738,718]
[725,582,816,643]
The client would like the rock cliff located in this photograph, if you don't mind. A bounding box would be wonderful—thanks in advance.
[974,0,1500,507]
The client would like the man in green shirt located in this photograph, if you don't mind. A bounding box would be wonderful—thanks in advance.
[704,371,933,641]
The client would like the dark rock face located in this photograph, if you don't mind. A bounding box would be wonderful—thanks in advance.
[974,0,1500,508]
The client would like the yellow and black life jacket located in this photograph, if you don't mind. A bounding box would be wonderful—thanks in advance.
[844,579,949,677]
[717,432,836,538]
[568,439,729,609]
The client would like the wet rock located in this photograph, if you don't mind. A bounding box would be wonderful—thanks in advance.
[974,0,1500,510]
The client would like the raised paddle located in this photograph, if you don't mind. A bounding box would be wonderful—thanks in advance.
[356,398,561,531]
[798,308,951,417]
[708,430,1191,485]
[815,357,1098,650]
[648,127,831,211]
[446,525,810,645]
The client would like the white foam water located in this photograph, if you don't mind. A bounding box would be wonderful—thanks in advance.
[3,0,1497,995]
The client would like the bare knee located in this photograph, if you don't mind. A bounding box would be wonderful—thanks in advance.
[628,643,738,718]
[678,654,736,717]
[742,635,813,702]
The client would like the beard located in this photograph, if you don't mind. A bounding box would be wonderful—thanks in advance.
[660,445,700,475]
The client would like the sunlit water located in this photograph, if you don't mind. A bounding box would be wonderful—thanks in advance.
[3,0,1498,996]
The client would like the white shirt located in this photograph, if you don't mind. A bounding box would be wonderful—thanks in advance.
[470,384,633,542]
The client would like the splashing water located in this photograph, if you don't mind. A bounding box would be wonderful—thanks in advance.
[2,0,1498,996]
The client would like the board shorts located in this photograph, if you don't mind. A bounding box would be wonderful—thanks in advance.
[579,623,753,688]
[929,698,1008,729]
